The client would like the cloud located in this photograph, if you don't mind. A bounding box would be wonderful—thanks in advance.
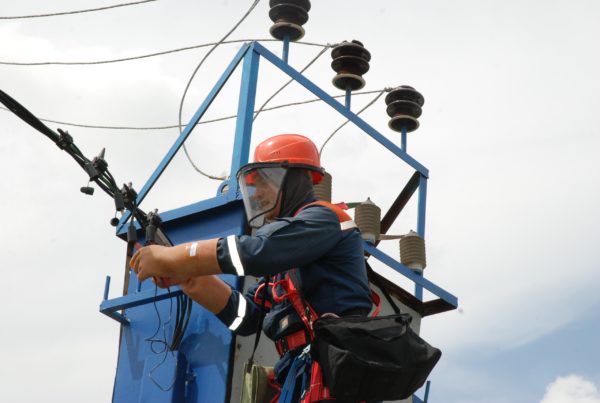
[541,375,600,403]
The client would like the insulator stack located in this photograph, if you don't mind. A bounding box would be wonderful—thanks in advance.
[400,230,427,273]
[331,40,371,91]
[385,86,425,133]
[314,171,332,202]
[354,198,380,243]
[269,0,311,41]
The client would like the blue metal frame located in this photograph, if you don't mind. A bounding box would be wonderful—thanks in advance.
[228,45,260,197]
[251,41,429,177]
[102,40,457,403]
[116,43,252,232]
[364,242,457,308]
[345,87,351,110]
[282,34,290,64]
[415,173,428,300]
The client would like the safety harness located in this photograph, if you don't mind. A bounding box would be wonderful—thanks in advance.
[257,201,380,402]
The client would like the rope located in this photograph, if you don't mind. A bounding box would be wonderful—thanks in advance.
[0,0,157,20]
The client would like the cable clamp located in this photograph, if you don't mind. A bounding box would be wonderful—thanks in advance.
[56,128,73,150]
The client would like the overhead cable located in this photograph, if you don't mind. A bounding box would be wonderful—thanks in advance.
[0,89,388,131]
[252,45,330,122]
[0,39,328,66]
[319,88,391,156]
[178,0,261,181]
[0,0,157,20]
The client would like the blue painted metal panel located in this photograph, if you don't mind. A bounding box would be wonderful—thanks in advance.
[138,350,187,403]
[251,41,429,177]
[117,43,251,232]
[110,199,246,403]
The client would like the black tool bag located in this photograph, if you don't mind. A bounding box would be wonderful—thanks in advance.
[311,312,441,401]
[288,264,441,402]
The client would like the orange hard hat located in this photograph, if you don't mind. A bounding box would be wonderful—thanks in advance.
[253,134,324,184]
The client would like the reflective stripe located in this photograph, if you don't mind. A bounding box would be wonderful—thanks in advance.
[227,235,244,276]
[340,220,357,230]
[229,294,247,331]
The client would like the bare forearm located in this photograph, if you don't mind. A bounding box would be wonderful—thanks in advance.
[131,238,222,285]
[180,275,232,314]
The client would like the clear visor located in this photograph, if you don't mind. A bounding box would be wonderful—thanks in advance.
[238,165,288,228]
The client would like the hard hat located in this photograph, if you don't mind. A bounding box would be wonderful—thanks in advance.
[253,134,324,184]
[236,134,324,227]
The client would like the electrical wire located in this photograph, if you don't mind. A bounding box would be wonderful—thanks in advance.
[319,88,391,156]
[146,285,179,392]
[252,45,330,122]
[0,39,328,66]
[145,285,172,354]
[178,0,261,181]
[0,89,388,130]
[0,0,157,20]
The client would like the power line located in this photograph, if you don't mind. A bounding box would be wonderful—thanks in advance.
[0,0,157,20]
[0,39,328,66]
[319,88,391,157]
[179,0,262,181]
[252,46,330,122]
[0,89,388,131]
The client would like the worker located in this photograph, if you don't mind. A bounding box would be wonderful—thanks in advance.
[131,133,373,401]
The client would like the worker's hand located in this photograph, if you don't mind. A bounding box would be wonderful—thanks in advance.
[130,244,191,286]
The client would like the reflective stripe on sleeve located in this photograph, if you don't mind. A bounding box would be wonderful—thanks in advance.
[229,294,247,331]
[340,220,357,230]
[226,235,245,276]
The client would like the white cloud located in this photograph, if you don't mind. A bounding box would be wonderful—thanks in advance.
[541,375,600,403]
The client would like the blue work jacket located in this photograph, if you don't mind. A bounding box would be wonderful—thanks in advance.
[215,199,372,378]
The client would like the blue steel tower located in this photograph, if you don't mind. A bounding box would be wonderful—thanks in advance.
[99,39,458,403]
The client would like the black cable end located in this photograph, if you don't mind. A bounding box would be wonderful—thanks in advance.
[110,217,120,227]
[80,186,94,195]
[127,221,137,243]
[114,191,125,212]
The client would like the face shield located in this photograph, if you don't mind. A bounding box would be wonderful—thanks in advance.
[237,163,289,228]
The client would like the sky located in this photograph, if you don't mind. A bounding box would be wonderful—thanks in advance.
[0,0,599,402]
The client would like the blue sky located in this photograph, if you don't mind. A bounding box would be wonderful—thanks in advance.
[429,307,600,402]
[0,1,599,402]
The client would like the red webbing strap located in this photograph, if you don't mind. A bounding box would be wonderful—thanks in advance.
[285,270,317,339]
[300,360,334,403]
[370,289,381,317]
